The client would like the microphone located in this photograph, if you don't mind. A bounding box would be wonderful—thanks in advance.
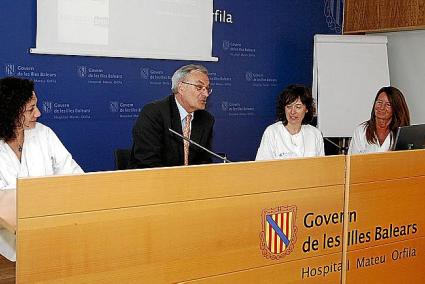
[168,128,231,163]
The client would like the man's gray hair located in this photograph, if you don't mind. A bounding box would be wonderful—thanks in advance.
[171,64,208,94]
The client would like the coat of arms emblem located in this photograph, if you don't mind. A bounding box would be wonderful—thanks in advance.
[260,205,297,260]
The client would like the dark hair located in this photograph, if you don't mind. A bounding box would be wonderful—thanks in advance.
[276,84,314,125]
[0,77,35,141]
[365,86,410,145]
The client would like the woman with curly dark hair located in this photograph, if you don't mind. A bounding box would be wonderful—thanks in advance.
[348,86,410,154]
[256,84,324,160]
[0,77,83,262]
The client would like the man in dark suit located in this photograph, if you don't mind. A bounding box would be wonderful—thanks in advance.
[128,64,214,169]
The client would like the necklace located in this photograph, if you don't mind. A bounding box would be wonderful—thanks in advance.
[8,139,23,152]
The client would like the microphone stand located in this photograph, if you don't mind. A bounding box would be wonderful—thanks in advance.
[168,128,232,163]
[324,137,349,155]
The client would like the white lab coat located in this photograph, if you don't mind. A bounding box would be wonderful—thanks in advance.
[255,122,325,160]
[0,122,83,261]
[348,124,392,154]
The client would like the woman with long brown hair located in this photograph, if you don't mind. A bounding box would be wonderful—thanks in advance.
[349,86,410,154]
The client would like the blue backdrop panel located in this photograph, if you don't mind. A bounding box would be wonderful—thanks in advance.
[0,0,342,171]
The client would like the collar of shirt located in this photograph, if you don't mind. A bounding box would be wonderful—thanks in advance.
[0,140,7,153]
[175,96,194,130]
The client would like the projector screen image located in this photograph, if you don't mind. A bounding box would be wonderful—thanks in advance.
[32,0,216,61]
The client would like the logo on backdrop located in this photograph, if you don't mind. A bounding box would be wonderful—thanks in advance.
[42,101,91,120]
[4,64,15,76]
[221,101,255,117]
[139,67,171,86]
[77,65,123,85]
[42,101,53,113]
[221,101,229,111]
[3,63,57,84]
[222,40,256,58]
[209,72,232,87]
[140,67,150,80]
[222,40,230,50]
[245,71,253,82]
[109,101,141,119]
[260,205,298,260]
[324,0,343,33]
[77,66,87,78]
[245,71,278,88]
[109,101,119,113]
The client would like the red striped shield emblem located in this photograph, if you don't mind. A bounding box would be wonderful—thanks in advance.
[260,205,297,260]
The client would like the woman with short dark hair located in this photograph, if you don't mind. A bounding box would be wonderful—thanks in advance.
[256,84,324,160]
[0,77,83,262]
[348,86,410,154]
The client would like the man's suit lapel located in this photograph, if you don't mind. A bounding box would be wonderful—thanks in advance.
[169,96,184,162]
[169,96,182,133]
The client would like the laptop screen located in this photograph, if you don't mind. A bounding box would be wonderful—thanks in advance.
[393,124,425,151]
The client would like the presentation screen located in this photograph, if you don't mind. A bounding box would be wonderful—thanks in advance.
[32,0,217,61]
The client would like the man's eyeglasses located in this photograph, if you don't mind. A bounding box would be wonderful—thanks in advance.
[181,81,212,95]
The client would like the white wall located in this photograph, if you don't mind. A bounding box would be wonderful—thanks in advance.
[377,30,425,124]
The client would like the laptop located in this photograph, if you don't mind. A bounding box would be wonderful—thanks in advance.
[392,124,425,151]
